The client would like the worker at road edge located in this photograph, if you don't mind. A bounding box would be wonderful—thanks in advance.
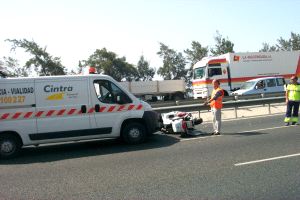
[204,79,224,135]
[284,75,300,126]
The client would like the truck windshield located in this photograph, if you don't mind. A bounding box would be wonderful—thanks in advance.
[240,81,255,90]
[193,67,206,79]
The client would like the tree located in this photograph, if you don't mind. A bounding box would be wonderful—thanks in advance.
[0,56,28,77]
[259,43,277,52]
[184,41,209,87]
[260,32,300,52]
[157,43,187,80]
[136,55,155,81]
[184,41,209,66]
[210,31,235,56]
[277,32,300,51]
[83,48,138,81]
[6,39,66,76]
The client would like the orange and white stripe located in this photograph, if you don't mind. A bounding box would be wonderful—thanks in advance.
[0,104,143,121]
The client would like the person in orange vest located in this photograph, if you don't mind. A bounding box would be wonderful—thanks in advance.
[204,79,224,135]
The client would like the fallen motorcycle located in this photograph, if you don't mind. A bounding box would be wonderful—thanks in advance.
[160,111,203,137]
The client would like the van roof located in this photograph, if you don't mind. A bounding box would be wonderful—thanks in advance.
[0,74,112,81]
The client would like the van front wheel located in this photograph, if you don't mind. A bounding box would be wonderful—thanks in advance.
[0,134,21,159]
[122,123,146,144]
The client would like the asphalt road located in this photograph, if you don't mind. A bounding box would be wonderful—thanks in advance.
[0,114,299,200]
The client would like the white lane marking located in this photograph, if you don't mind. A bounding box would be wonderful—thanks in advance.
[235,153,300,166]
[180,135,222,141]
[237,125,291,133]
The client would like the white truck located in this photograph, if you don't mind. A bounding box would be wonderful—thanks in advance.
[0,73,160,158]
[119,80,186,101]
[192,51,300,99]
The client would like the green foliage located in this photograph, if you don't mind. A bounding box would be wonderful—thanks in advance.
[184,41,209,66]
[259,43,277,52]
[6,39,66,76]
[260,32,300,52]
[210,31,235,56]
[184,41,209,86]
[157,43,187,80]
[0,56,28,77]
[136,55,155,81]
[83,48,138,81]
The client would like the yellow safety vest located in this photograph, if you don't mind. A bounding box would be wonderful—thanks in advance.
[287,84,300,101]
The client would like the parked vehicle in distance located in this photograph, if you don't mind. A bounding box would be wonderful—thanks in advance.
[119,80,186,101]
[192,51,300,99]
[231,77,286,96]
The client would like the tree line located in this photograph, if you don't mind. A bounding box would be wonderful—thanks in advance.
[1,31,299,82]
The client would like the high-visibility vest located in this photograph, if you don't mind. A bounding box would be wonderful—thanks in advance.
[287,84,300,101]
[210,87,224,109]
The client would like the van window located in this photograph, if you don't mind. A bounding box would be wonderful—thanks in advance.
[276,78,285,86]
[93,80,132,104]
[266,79,276,87]
[208,68,222,77]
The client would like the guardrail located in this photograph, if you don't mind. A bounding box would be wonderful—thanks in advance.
[149,92,285,108]
[152,96,286,115]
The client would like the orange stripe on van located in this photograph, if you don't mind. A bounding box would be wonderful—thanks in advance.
[136,104,143,110]
[128,104,135,110]
[12,112,22,119]
[57,109,66,116]
[67,109,76,115]
[107,106,116,112]
[35,111,44,117]
[99,107,106,112]
[24,112,33,118]
[1,113,10,120]
[46,110,55,117]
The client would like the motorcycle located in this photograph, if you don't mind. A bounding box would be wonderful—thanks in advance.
[160,111,203,137]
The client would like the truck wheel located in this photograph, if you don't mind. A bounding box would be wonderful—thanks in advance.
[0,134,21,159]
[122,123,146,144]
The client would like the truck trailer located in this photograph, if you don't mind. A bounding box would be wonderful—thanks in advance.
[192,51,300,99]
[119,80,186,101]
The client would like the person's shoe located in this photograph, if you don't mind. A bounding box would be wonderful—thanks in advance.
[214,132,220,135]
[285,122,290,126]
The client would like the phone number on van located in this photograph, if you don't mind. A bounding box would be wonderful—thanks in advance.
[0,96,26,104]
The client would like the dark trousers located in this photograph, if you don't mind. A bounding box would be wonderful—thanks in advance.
[286,101,300,118]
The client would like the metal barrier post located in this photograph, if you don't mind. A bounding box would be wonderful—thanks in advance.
[268,103,271,114]
[234,106,238,118]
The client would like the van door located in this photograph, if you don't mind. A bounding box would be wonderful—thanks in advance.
[32,77,91,141]
[90,78,133,137]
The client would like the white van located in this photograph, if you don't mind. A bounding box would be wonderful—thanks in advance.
[0,74,160,158]
[231,77,286,96]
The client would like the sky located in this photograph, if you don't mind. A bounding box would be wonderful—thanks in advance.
[1,0,300,75]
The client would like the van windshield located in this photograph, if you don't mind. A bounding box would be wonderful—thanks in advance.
[240,81,255,90]
[193,67,206,79]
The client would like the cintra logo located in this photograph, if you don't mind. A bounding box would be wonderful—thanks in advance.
[46,93,64,100]
[44,85,73,101]
[44,85,73,93]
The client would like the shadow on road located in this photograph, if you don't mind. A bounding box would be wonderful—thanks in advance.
[226,131,268,136]
[0,133,179,165]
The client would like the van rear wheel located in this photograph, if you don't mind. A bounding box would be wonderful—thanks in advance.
[122,123,146,144]
[0,134,21,159]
